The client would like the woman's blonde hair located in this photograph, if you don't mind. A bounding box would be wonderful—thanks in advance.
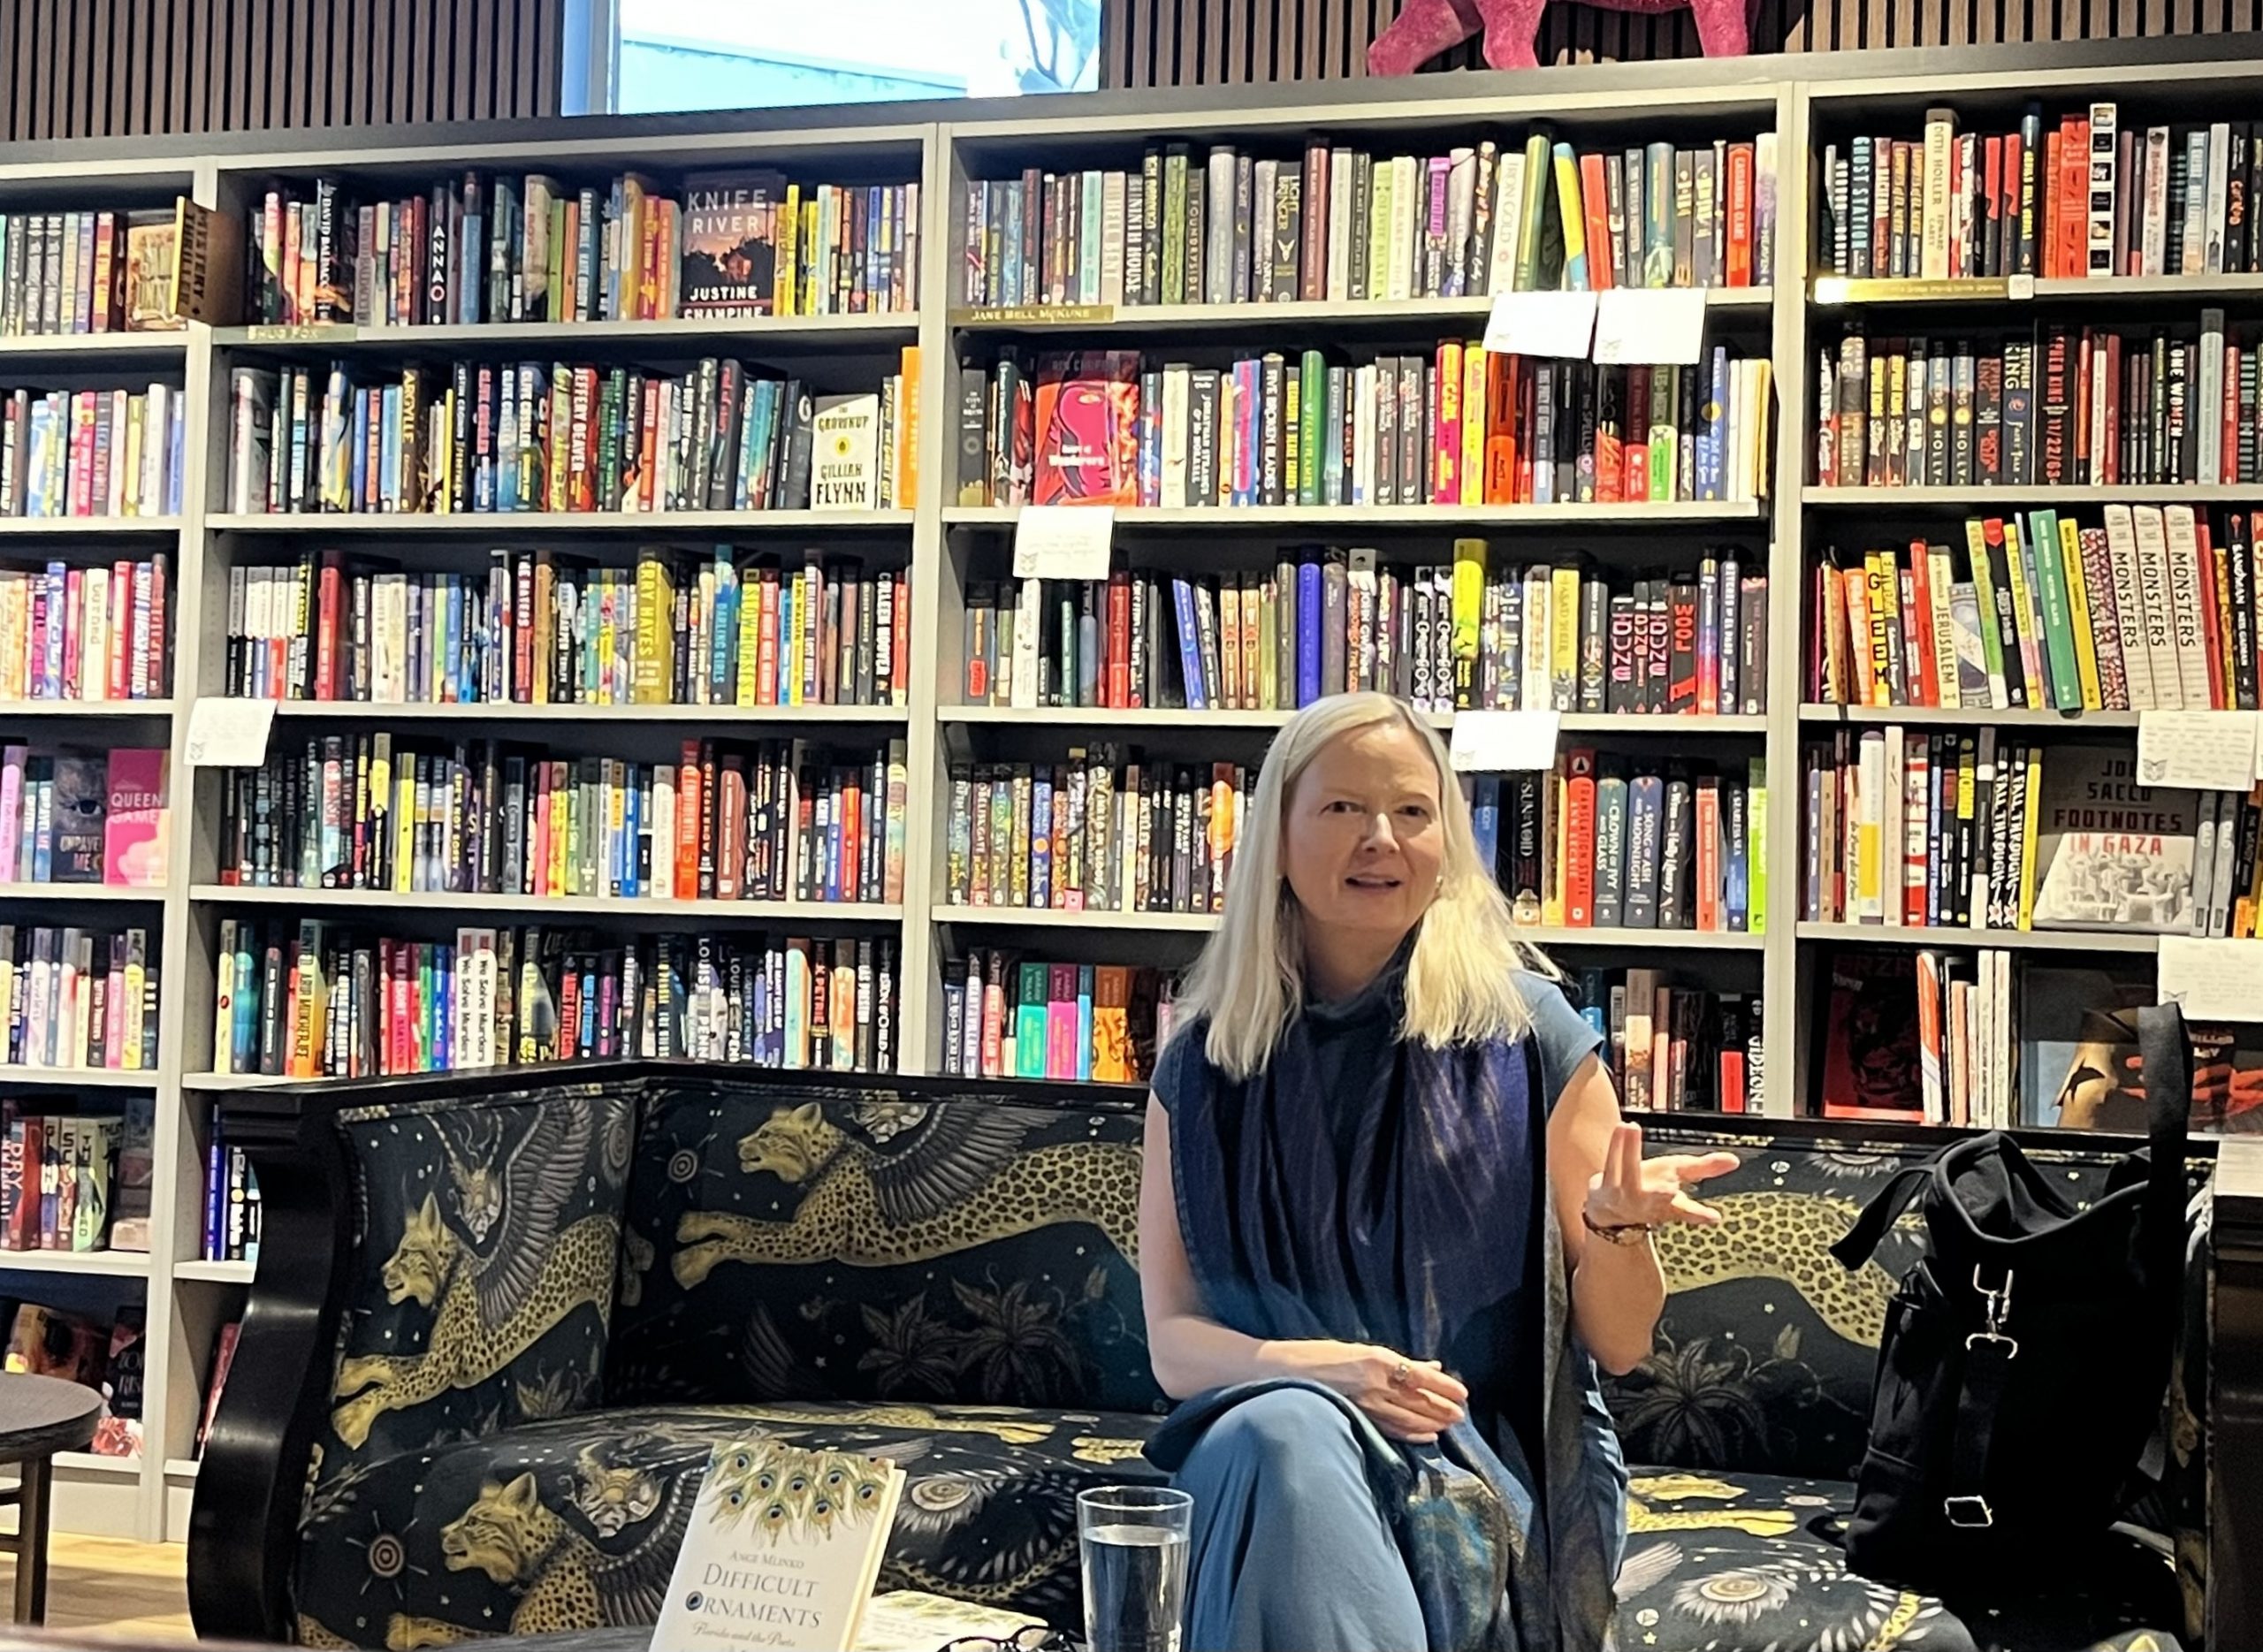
[1172,691,1545,1078]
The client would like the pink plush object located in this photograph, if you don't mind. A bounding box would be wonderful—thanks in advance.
[1368,0,1749,72]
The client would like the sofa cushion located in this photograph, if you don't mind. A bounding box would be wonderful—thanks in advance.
[316,1080,637,1492]
[1613,1466,2185,1652]
[606,1079,1164,1417]
[290,1399,1167,1648]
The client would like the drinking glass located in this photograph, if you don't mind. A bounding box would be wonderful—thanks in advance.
[1077,1484,1192,1652]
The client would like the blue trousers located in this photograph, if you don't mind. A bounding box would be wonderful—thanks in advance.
[1170,1387,1430,1652]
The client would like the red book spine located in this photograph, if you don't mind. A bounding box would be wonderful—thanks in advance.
[1725,144,1754,288]
[1106,573,1131,708]
[891,571,911,704]
[1694,778,1720,933]
[315,556,341,699]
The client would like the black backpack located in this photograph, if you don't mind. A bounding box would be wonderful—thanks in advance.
[1827,1003,2192,1591]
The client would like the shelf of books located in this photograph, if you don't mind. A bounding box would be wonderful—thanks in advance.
[1795,54,2263,1145]
[7,40,2261,1540]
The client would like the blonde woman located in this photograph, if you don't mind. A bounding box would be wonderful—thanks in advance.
[1138,692,1737,1652]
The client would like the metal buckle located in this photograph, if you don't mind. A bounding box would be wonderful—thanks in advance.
[1944,1495,1994,1528]
[1964,1265,2018,1358]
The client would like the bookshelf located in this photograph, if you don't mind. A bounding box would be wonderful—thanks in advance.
[4,39,2259,1540]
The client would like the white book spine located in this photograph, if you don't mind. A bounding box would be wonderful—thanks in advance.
[2198,308,2226,484]
[2182,131,2210,274]
[2087,103,2118,278]
[1326,148,1354,302]
[1161,364,1190,508]
[2162,504,2216,708]
[1520,567,1550,712]
[2206,122,2232,275]
[1389,156,1421,301]
[1920,109,1955,279]
[1881,725,1905,927]
[1010,579,1044,709]
[2142,127,2171,277]
[2129,505,2183,708]
[1855,728,1885,921]
[1101,171,1127,306]
[1487,153,1524,297]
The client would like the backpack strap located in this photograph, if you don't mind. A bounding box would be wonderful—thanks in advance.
[2137,1003,2192,1229]
[1944,1303,2018,1533]
[1830,1162,1933,1271]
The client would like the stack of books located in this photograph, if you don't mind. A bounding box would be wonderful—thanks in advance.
[1815,315,2260,489]
[0,385,187,519]
[946,752,1245,916]
[0,209,184,335]
[959,132,1777,307]
[961,344,1771,508]
[226,352,919,514]
[216,735,908,906]
[245,170,919,325]
[1821,104,2261,281]
[0,925,158,1073]
[1813,506,2261,712]
[962,547,1765,714]
[941,954,1173,1083]
[226,549,910,708]
[0,748,170,887]
[211,923,900,1077]
[1567,965,1763,1113]
[1470,753,1766,934]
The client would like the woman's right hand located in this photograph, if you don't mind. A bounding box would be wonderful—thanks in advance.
[1296,1341,1469,1443]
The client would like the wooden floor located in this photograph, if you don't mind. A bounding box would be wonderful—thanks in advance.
[14,1536,191,1642]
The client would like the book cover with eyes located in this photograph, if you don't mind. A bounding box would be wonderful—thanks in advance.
[651,1438,907,1652]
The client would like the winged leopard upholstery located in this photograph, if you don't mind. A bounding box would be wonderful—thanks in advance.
[188,1068,2229,1652]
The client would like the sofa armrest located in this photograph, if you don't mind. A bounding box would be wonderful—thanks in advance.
[187,1062,648,1643]
[2213,1136,2263,1652]
[187,1085,355,1642]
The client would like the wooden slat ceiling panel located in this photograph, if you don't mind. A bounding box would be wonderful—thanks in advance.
[2,0,560,141]
[1101,0,2263,80]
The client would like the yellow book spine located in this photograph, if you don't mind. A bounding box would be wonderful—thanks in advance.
[2060,519,2104,711]
[899,346,921,507]
[1451,537,1486,710]
[1435,340,1461,502]
[393,773,415,895]
[1551,145,1588,288]
[1550,566,1581,711]
[1459,344,1486,501]
[736,567,761,706]
[2016,746,2044,930]
[777,184,801,316]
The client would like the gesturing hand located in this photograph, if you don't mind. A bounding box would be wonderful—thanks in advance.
[1582,1122,1739,1237]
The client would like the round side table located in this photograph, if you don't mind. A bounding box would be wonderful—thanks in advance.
[0,1374,101,1625]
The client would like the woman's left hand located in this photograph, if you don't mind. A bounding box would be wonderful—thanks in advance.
[1581,1122,1738,1234]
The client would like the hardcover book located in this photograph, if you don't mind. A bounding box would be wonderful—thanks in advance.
[679,171,788,317]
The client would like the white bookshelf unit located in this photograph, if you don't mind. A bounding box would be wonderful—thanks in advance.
[5,39,2262,1539]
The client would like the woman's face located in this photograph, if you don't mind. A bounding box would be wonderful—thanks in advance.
[1282,720,1446,947]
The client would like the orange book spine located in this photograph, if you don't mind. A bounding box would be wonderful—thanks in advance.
[2041,129,2062,278]
[1694,779,1721,933]
[1483,354,1519,504]
[1579,154,1614,289]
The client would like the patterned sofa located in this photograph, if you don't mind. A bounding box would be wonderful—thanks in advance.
[185,1062,2259,1652]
